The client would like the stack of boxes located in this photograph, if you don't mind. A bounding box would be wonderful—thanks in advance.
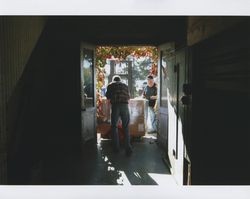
[97,97,148,139]
[128,98,148,137]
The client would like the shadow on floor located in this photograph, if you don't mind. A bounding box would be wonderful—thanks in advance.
[34,134,171,185]
[79,135,171,185]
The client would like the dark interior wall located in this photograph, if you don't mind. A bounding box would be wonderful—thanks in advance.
[48,16,187,46]
[191,20,250,185]
[7,21,82,184]
[0,16,47,184]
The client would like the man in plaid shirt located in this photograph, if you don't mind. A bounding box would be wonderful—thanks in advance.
[105,75,133,156]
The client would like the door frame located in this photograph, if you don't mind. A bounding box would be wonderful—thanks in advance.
[158,42,191,185]
[80,42,97,143]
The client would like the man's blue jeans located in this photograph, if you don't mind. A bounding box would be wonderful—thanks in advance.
[148,106,157,132]
[111,103,132,152]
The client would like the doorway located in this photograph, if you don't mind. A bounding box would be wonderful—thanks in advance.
[95,46,158,142]
[79,44,190,185]
[80,43,97,143]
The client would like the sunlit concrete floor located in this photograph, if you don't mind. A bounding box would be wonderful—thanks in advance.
[10,133,250,198]
[35,133,176,186]
[80,133,173,185]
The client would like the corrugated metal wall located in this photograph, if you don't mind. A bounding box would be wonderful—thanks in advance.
[0,16,47,184]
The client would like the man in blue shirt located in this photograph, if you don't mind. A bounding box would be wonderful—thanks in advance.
[143,75,158,133]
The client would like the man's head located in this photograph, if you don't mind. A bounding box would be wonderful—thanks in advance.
[112,75,121,82]
[147,75,154,87]
[147,75,154,80]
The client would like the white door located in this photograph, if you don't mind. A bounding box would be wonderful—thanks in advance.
[80,43,96,142]
[158,43,190,185]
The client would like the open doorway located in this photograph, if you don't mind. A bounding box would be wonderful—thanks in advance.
[79,45,176,185]
[80,43,190,186]
[95,46,159,143]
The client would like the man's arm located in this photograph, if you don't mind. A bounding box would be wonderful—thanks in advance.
[105,85,111,99]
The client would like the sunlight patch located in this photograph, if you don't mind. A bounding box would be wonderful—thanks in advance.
[117,171,131,186]
[107,166,115,171]
[103,156,108,162]
[133,172,142,179]
[143,135,157,139]
[148,173,177,186]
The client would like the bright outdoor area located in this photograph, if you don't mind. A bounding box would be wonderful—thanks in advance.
[95,46,158,139]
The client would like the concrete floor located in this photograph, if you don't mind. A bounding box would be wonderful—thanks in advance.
[80,133,171,185]
[36,133,174,185]
[8,133,248,199]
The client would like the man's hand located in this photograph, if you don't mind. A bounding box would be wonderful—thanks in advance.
[150,95,157,100]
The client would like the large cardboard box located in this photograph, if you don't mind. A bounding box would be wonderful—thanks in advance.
[98,97,111,123]
[97,98,148,138]
[97,123,111,138]
[129,98,148,137]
